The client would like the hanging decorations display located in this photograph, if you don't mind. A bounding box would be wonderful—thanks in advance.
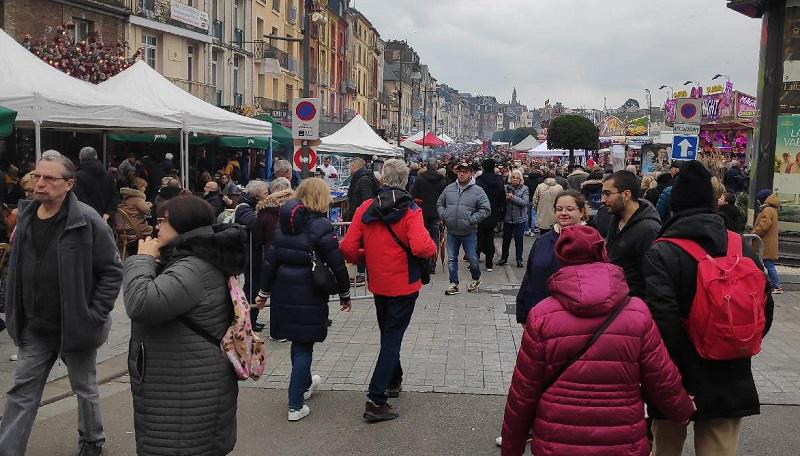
[22,24,141,84]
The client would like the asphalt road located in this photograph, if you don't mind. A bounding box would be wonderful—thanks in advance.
[23,380,800,456]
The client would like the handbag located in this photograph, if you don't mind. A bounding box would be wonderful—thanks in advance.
[541,298,629,392]
[383,222,431,285]
[310,248,338,295]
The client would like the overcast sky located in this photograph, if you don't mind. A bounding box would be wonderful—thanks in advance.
[352,0,762,110]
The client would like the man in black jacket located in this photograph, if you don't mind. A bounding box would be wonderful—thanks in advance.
[523,167,543,236]
[643,160,774,456]
[73,146,119,223]
[411,158,447,273]
[0,153,122,456]
[346,158,379,284]
[601,170,661,298]
[475,159,506,271]
[202,181,226,216]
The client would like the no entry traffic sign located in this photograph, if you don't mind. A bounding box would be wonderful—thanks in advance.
[292,98,320,140]
[293,146,318,172]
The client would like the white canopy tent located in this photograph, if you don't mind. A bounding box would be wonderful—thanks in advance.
[511,135,541,151]
[529,141,575,157]
[400,131,424,151]
[0,28,184,159]
[318,114,402,158]
[439,133,455,144]
[98,61,272,186]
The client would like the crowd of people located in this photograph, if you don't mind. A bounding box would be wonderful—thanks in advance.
[0,143,780,456]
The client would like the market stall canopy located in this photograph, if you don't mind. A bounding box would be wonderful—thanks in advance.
[318,114,402,158]
[414,132,446,148]
[254,113,293,150]
[511,135,541,151]
[98,61,271,138]
[0,105,16,137]
[400,131,424,150]
[107,133,278,149]
[440,133,455,144]
[530,141,576,157]
[0,28,183,131]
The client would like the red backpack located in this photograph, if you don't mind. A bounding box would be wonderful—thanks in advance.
[657,231,766,360]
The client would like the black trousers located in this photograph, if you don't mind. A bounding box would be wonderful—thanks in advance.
[476,224,496,267]
[368,292,418,405]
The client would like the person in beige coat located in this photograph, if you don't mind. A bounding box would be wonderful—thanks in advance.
[117,177,153,256]
[753,189,782,293]
[533,171,564,234]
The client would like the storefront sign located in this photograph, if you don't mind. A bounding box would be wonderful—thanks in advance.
[673,90,688,99]
[701,92,734,122]
[705,84,725,94]
[736,93,757,118]
[170,1,209,30]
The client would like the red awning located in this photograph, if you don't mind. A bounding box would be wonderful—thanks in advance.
[414,132,447,148]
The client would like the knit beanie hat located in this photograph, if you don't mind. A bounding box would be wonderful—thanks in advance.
[756,189,773,205]
[669,160,715,214]
[555,225,608,266]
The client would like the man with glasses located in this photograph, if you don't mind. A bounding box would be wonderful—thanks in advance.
[0,151,123,456]
[601,170,661,298]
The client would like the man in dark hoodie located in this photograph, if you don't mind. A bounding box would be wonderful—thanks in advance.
[475,158,506,271]
[643,160,774,456]
[411,158,447,273]
[601,170,661,298]
[73,146,119,223]
[346,158,379,284]
[340,159,436,421]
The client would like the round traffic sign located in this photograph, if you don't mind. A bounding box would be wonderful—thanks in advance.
[295,101,317,122]
[293,147,318,171]
[680,103,698,120]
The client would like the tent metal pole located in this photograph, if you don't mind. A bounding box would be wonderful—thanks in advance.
[102,132,107,166]
[34,120,42,161]
[179,130,185,188]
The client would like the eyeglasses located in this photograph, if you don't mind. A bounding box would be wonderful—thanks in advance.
[30,173,69,184]
[555,206,579,212]
[601,190,621,197]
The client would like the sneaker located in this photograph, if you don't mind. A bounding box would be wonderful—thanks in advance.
[495,436,502,447]
[363,400,399,422]
[486,267,493,272]
[497,259,508,266]
[772,287,784,294]
[304,375,322,400]
[467,280,481,293]
[78,442,103,456]
[288,405,310,421]
[445,283,459,295]
[386,383,402,398]
[9,353,17,361]
[516,261,524,268]
[269,336,288,343]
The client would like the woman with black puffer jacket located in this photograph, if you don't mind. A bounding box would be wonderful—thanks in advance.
[256,178,351,422]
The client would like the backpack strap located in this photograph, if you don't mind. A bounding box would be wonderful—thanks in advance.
[725,230,743,257]
[655,237,708,262]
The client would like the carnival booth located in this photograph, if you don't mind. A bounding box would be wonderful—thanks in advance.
[698,91,756,174]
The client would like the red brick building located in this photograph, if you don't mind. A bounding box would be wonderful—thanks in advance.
[1,0,127,45]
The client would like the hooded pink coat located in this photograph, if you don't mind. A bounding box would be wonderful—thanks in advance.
[501,262,694,456]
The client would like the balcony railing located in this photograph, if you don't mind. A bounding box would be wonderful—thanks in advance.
[288,5,297,24]
[346,77,357,93]
[233,28,244,47]
[320,71,329,87]
[254,97,289,111]
[212,20,223,41]
[90,0,128,8]
[166,77,216,104]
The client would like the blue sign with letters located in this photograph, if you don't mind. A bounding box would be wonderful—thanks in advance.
[671,135,699,160]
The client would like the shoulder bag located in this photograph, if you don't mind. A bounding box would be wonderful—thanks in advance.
[383,222,431,285]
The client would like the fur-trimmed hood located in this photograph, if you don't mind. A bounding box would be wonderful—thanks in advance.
[256,188,295,212]
[120,187,146,199]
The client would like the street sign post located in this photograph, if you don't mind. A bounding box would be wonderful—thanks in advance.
[293,146,318,172]
[673,123,700,136]
[676,98,702,124]
[292,98,320,179]
[671,135,699,160]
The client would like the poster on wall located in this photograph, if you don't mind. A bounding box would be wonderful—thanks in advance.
[773,115,800,227]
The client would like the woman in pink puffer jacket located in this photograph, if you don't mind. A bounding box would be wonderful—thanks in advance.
[501,225,695,456]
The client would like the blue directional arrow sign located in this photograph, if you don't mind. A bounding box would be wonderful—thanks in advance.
[671,135,699,160]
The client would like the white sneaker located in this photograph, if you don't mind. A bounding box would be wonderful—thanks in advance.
[304,375,322,400]
[495,436,502,446]
[9,353,17,361]
[288,405,310,421]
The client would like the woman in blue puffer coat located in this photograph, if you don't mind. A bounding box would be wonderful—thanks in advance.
[256,178,351,421]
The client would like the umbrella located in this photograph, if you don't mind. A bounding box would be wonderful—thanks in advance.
[0,105,17,137]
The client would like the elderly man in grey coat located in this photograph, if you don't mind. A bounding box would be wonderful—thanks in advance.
[0,152,123,456]
[437,161,491,296]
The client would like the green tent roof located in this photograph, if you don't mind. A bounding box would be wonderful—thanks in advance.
[107,133,277,150]
[0,105,17,138]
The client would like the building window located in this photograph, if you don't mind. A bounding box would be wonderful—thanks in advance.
[233,55,241,96]
[73,19,91,42]
[139,0,155,12]
[141,34,157,68]
[186,45,194,81]
[272,0,281,13]
[211,50,219,88]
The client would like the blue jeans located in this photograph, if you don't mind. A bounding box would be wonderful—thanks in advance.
[501,222,526,263]
[446,232,480,284]
[527,208,536,231]
[288,342,314,410]
[764,260,782,288]
[367,292,417,405]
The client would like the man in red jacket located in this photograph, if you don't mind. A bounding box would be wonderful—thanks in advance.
[340,159,436,422]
